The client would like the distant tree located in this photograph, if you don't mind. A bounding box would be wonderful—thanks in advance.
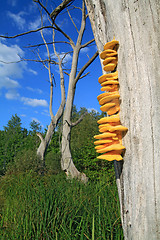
[30,120,42,134]
[2,114,27,171]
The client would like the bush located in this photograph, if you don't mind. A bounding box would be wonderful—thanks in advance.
[45,151,62,174]
[6,149,41,175]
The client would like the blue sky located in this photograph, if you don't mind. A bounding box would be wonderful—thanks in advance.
[0,0,102,130]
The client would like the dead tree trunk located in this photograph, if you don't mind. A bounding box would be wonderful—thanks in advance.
[60,0,98,182]
[85,0,160,239]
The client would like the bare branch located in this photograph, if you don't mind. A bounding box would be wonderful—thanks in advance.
[24,41,71,48]
[36,132,45,144]
[0,26,55,39]
[71,112,88,127]
[81,39,95,49]
[50,0,74,21]
[74,51,99,84]
[79,72,89,79]
[54,22,75,49]
[67,8,79,33]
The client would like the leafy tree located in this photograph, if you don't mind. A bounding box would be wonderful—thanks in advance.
[2,114,27,172]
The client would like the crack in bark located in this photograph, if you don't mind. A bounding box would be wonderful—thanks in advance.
[147,73,159,236]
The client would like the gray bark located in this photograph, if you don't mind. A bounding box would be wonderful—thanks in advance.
[60,1,98,182]
[85,0,160,239]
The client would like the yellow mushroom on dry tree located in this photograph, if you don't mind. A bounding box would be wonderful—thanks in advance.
[93,39,128,162]
[98,71,118,84]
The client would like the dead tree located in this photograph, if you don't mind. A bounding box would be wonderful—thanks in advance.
[0,0,98,179]
[85,0,160,239]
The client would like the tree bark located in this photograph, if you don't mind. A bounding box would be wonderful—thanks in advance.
[85,0,160,239]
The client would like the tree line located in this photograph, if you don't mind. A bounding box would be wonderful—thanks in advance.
[0,108,115,181]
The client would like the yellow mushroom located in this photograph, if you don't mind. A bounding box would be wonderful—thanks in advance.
[103,57,118,66]
[100,85,119,92]
[98,71,118,84]
[97,114,120,124]
[100,49,117,59]
[100,102,116,112]
[103,39,119,51]
[97,154,123,161]
[101,80,119,90]
[96,144,125,154]
[97,91,119,101]
[94,132,117,139]
[99,93,120,105]
[108,125,128,133]
[103,63,117,72]
[94,139,113,145]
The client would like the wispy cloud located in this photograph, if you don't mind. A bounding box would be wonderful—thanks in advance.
[7,11,27,30]
[8,0,17,7]
[26,87,42,94]
[80,47,90,53]
[31,117,41,123]
[5,89,20,100]
[21,97,48,107]
[87,108,99,113]
[28,68,38,75]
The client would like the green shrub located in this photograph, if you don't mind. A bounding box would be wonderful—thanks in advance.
[5,149,41,175]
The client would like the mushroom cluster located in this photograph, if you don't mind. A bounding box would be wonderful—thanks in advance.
[94,39,128,161]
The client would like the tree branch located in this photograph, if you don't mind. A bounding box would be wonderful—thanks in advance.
[81,38,95,49]
[67,8,79,33]
[36,132,45,144]
[0,26,55,39]
[71,112,87,127]
[74,51,98,84]
[24,41,70,48]
[50,0,75,21]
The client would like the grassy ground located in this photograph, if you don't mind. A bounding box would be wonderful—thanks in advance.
[0,172,124,239]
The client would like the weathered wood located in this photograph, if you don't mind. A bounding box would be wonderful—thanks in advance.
[85,0,160,239]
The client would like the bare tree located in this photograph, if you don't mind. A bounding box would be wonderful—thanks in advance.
[85,0,160,239]
[37,0,98,181]
[0,0,98,179]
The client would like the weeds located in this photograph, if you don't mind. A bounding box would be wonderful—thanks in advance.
[0,172,124,239]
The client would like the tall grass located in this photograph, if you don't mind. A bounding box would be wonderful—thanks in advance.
[0,172,124,239]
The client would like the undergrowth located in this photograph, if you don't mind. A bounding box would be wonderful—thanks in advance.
[0,172,124,240]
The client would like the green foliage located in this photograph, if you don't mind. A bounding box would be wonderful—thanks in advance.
[1,114,28,173]
[70,108,115,181]
[0,172,124,239]
[6,150,41,175]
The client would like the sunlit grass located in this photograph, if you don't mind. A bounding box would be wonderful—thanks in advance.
[0,172,124,239]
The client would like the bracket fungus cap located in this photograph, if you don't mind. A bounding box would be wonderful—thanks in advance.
[98,71,118,84]
[96,144,125,154]
[94,132,117,139]
[97,114,120,124]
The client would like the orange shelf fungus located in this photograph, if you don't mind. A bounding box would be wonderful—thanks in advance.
[93,39,128,162]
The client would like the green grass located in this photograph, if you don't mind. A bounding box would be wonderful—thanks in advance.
[0,172,124,239]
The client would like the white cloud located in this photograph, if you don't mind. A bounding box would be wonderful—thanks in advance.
[80,47,90,53]
[28,68,38,75]
[21,97,48,107]
[42,109,50,116]
[8,0,17,7]
[26,87,42,94]
[0,41,25,80]
[87,108,99,113]
[31,117,40,123]
[7,11,27,30]
[20,114,26,117]
[5,89,20,100]
[0,77,20,89]
[0,41,26,100]
[28,17,41,30]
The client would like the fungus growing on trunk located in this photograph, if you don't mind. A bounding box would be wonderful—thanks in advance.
[93,39,128,161]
